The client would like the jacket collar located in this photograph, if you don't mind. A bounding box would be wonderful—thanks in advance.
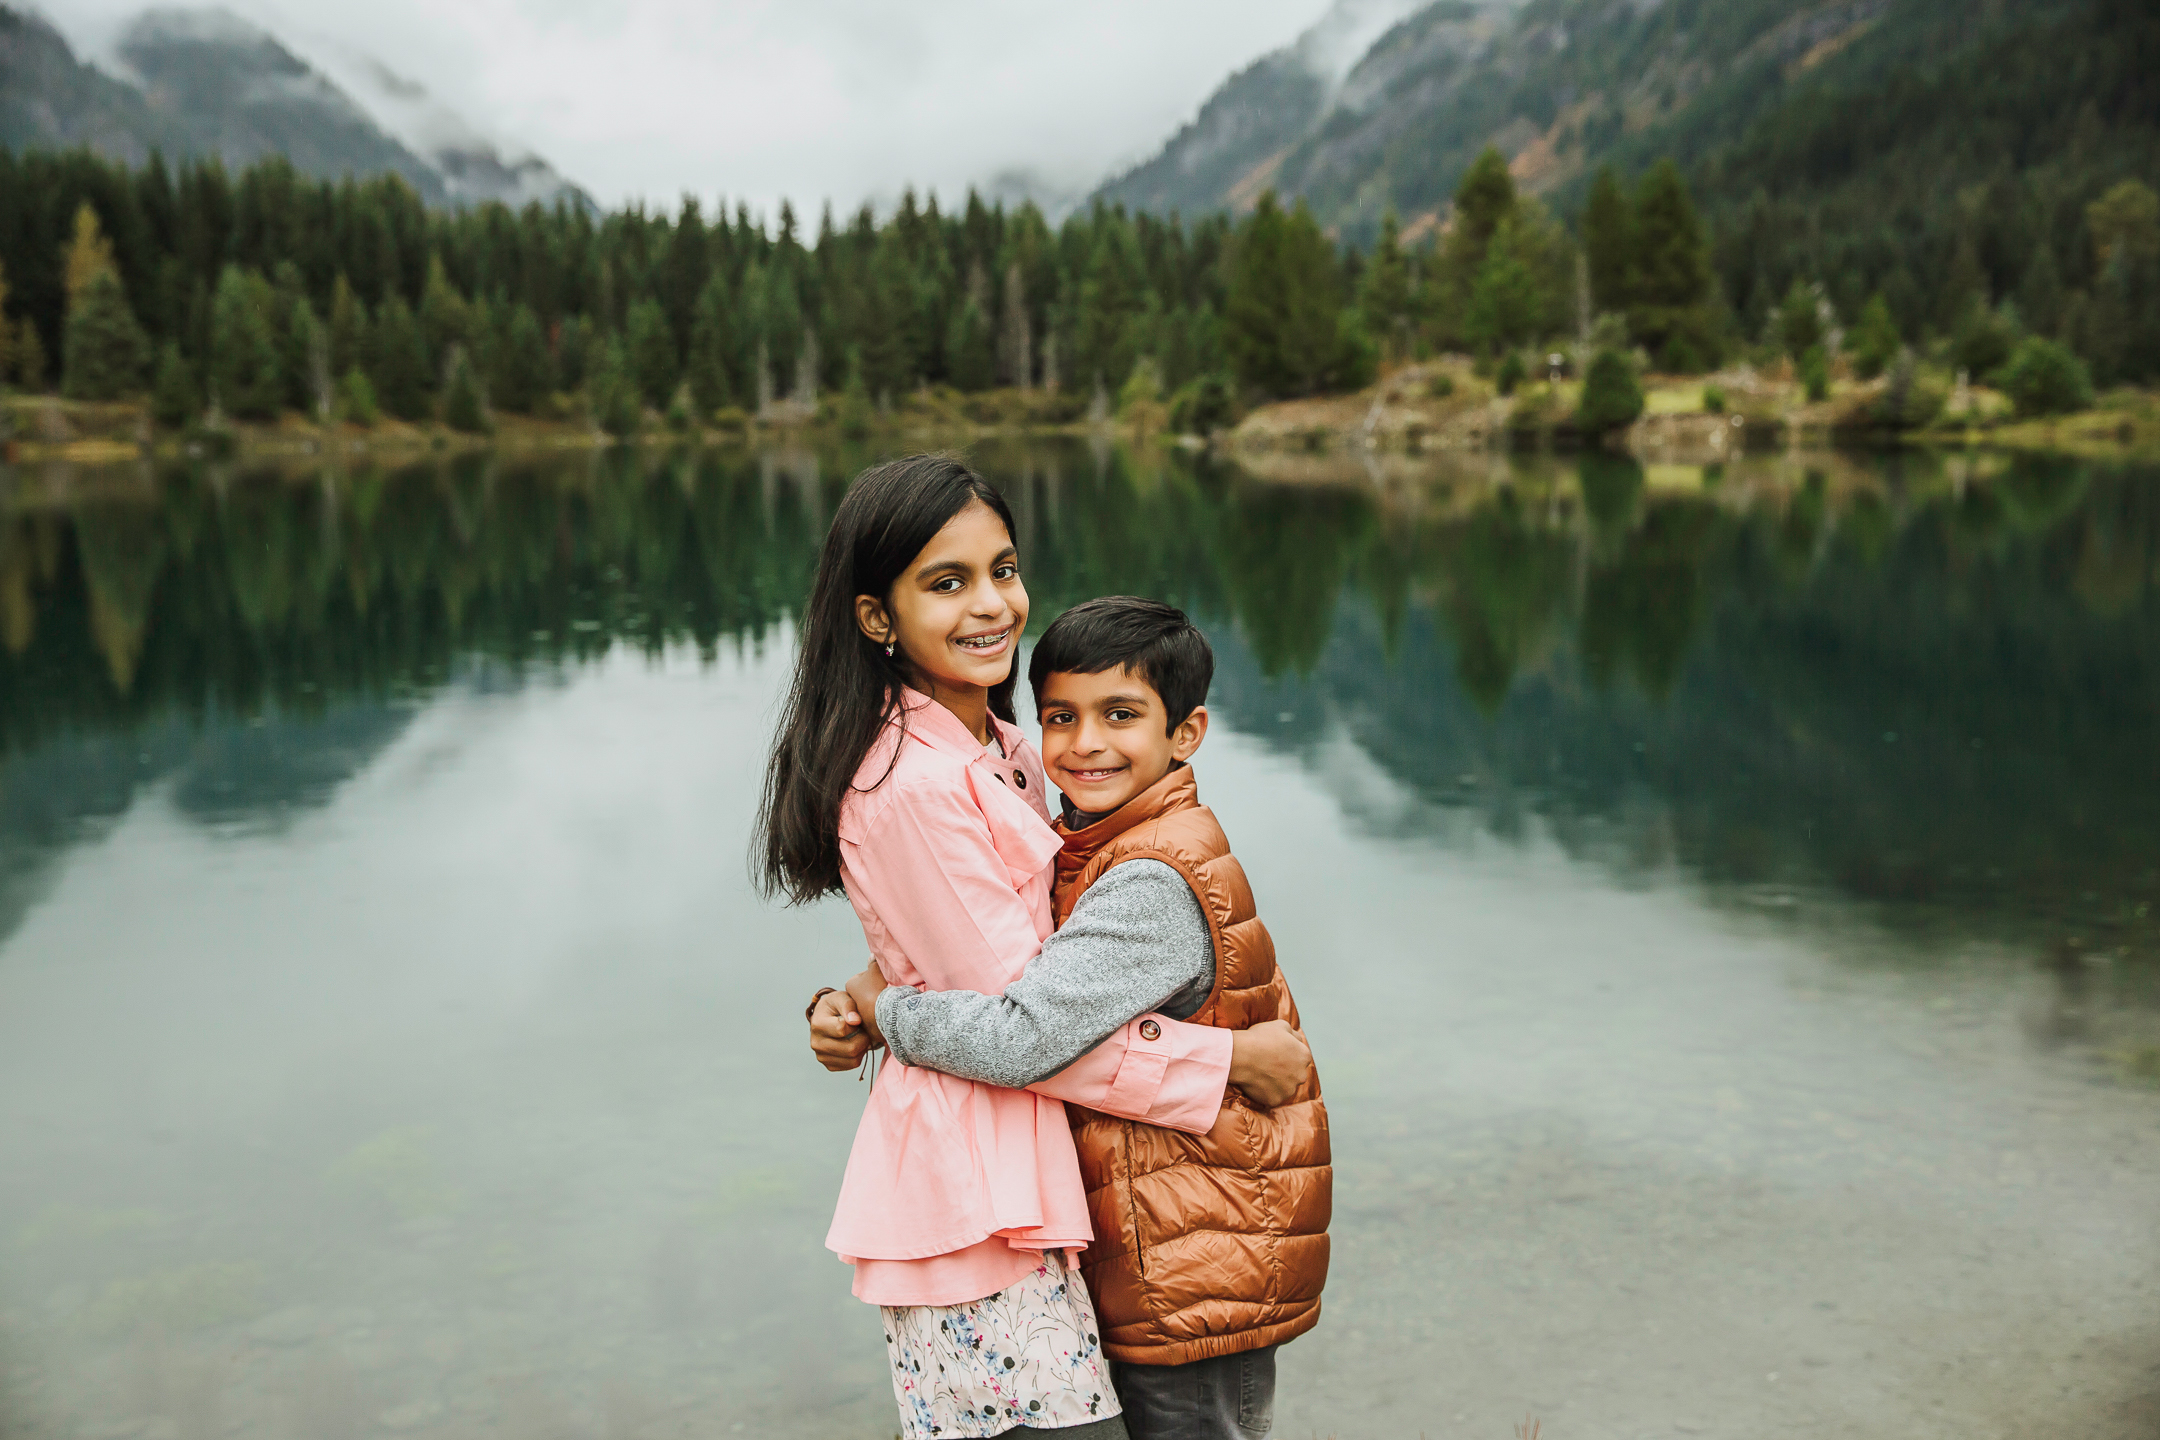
[1056,763,1198,869]
[893,685,1023,761]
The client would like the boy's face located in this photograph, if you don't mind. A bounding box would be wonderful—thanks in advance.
[1036,665,1208,817]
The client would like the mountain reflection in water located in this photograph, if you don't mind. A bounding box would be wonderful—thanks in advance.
[4,444,2156,954]
[1,442,2157,1439]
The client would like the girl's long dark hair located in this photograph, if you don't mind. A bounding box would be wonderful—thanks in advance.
[757,454,1019,904]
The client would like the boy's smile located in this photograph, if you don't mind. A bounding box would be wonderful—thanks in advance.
[1036,664,1208,817]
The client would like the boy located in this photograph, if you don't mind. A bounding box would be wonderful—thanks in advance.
[809,596,1331,1440]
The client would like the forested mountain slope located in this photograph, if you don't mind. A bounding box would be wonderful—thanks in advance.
[1101,0,2159,334]
[0,6,166,161]
[0,4,590,211]
[1098,0,1481,220]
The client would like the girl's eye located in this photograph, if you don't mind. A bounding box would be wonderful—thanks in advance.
[994,564,1018,580]
[933,576,965,593]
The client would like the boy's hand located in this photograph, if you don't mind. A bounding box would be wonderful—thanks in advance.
[1228,1019,1310,1108]
[808,966,888,1072]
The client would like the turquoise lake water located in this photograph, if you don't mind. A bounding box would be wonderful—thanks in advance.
[1,443,2156,1438]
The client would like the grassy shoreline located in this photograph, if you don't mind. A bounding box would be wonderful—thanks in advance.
[5,368,2157,471]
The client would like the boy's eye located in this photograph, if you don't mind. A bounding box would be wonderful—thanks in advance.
[1107,708,1136,723]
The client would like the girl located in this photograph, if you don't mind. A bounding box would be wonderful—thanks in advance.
[757,456,1239,1439]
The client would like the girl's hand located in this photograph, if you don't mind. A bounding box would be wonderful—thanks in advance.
[1227,1020,1311,1108]
[844,964,892,1049]
[809,985,878,1072]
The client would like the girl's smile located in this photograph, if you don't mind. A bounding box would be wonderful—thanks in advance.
[856,498,1029,742]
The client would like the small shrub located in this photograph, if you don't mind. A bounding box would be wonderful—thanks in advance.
[1702,384,1727,415]
[1798,345,1830,402]
[1495,352,1527,396]
[1998,337,2094,418]
[711,406,749,435]
[1869,350,1946,430]
[1658,334,1705,374]
[664,383,695,434]
[1427,372,1456,399]
[1167,372,1239,435]
[1577,348,1645,434]
[1951,299,2019,380]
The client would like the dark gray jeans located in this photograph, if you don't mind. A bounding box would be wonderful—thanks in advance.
[1109,1346,1277,1440]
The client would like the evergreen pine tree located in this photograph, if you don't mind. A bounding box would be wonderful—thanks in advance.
[62,271,152,401]
[329,276,367,379]
[1775,280,1825,360]
[1223,193,1348,397]
[2084,181,2160,382]
[999,260,1033,389]
[0,260,13,383]
[1358,211,1412,361]
[442,348,489,433]
[945,296,996,392]
[685,277,735,414]
[492,303,552,415]
[1433,149,1519,345]
[337,367,379,427]
[1466,217,1544,354]
[63,202,118,302]
[626,298,678,408]
[588,337,641,438]
[368,296,429,422]
[1628,161,1715,367]
[283,296,327,417]
[209,266,283,419]
[1937,236,1990,334]
[17,319,49,392]
[557,316,590,393]
[150,341,197,427]
[419,254,471,380]
[1450,149,1517,264]
[1582,167,1632,314]
[2016,243,2065,339]
[1849,294,1901,380]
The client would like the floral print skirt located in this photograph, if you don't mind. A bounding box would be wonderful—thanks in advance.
[882,1248,1120,1438]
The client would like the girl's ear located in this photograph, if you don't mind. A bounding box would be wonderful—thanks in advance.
[1171,705,1209,762]
[854,594,893,648]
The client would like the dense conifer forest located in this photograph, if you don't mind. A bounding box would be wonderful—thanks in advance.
[0,113,2154,438]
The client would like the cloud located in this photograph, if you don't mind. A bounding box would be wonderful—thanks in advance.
[40,0,1332,214]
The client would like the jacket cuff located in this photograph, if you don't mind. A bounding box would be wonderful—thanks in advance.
[875,984,924,1067]
[1102,1016,1233,1134]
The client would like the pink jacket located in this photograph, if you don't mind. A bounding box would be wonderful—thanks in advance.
[826,688,1234,1307]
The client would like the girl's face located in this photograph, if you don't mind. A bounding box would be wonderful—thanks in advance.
[856,499,1028,704]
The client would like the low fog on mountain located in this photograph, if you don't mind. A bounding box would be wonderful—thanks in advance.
[30,0,1401,213]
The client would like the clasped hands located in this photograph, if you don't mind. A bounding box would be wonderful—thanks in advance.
[807,963,1313,1108]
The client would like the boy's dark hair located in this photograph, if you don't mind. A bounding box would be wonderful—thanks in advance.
[1028,597,1213,733]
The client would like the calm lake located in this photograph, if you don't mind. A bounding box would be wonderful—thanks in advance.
[1,441,2156,1440]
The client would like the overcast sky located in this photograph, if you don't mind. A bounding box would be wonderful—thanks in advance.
[42,0,1340,216]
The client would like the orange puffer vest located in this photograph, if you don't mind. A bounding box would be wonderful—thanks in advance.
[1054,765,1331,1366]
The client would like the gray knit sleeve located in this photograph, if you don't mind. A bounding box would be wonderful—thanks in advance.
[876,859,1216,1089]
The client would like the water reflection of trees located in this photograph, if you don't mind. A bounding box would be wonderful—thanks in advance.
[2,444,2156,940]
